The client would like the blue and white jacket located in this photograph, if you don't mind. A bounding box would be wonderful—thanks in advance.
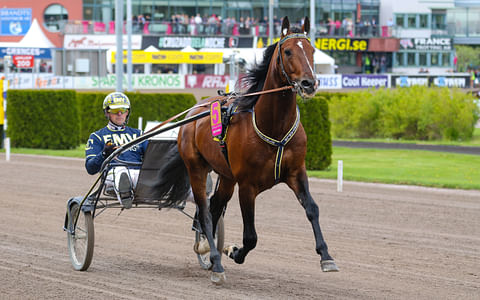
[85,122,148,175]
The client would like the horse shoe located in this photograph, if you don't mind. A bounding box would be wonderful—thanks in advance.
[321,260,339,272]
[222,245,238,259]
[211,271,226,285]
[193,238,210,255]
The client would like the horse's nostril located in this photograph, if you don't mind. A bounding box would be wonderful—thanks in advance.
[301,80,313,88]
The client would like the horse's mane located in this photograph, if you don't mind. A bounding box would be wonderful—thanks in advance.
[233,42,277,110]
[233,26,304,110]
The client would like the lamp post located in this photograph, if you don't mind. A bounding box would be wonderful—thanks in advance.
[115,0,124,92]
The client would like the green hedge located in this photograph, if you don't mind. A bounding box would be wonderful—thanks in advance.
[298,95,332,170]
[7,90,79,149]
[77,92,197,142]
[329,87,479,141]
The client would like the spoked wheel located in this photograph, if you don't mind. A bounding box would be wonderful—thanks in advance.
[195,215,225,270]
[67,202,94,271]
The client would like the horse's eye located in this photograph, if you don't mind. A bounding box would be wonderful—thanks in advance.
[284,49,292,56]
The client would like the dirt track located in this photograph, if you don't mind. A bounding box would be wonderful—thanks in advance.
[0,153,479,299]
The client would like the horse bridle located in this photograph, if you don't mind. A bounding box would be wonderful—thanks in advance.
[277,33,311,96]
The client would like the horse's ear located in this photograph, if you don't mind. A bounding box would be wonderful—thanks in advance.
[281,16,290,37]
[303,17,310,35]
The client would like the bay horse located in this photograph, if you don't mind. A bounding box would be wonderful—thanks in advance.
[156,16,338,284]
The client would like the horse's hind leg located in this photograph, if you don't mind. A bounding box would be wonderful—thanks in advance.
[224,184,257,265]
[286,171,339,272]
[209,175,235,237]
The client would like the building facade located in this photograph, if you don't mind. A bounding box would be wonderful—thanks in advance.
[1,0,479,78]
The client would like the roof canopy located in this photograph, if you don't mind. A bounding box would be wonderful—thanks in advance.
[17,19,54,48]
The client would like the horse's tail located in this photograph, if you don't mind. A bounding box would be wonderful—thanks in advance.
[155,143,191,207]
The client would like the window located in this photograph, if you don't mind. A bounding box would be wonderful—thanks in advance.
[419,53,427,66]
[432,10,446,30]
[431,53,439,66]
[44,4,68,32]
[407,14,416,28]
[396,14,404,27]
[407,53,416,65]
[395,53,405,66]
[419,15,428,28]
[442,53,450,66]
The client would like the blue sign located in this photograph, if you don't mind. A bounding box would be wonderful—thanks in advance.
[0,47,52,59]
[0,8,32,36]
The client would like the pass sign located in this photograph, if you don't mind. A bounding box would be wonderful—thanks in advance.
[12,55,34,68]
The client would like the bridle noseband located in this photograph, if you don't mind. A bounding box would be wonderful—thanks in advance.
[277,33,310,96]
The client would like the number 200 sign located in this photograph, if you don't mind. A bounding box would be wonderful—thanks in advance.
[12,55,34,68]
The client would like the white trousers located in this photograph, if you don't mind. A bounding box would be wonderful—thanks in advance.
[105,166,140,194]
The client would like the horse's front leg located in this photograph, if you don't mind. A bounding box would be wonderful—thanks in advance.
[190,174,226,284]
[224,184,257,264]
[286,170,339,272]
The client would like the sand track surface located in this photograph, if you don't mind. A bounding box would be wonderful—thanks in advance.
[0,154,478,299]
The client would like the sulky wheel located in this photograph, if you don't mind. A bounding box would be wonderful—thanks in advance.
[195,215,225,270]
[67,202,94,271]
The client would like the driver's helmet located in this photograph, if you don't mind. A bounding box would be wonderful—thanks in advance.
[103,92,130,111]
[103,92,131,124]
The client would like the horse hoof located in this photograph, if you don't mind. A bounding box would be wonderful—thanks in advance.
[223,245,238,259]
[321,260,339,272]
[211,272,226,285]
[193,238,210,255]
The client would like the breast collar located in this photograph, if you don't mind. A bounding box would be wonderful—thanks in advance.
[252,105,301,184]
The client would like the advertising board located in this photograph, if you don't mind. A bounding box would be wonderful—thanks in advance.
[0,8,31,36]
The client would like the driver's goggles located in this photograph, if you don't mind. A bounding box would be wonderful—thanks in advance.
[108,108,128,114]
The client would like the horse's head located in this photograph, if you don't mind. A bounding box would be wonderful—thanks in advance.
[277,16,317,98]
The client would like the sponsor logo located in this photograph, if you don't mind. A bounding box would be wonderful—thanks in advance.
[342,75,388,88]
[315,38,368,51]
[316,75,342,89]
[395,77,429,87]
[185,75,229,88]
[433,77,466,88]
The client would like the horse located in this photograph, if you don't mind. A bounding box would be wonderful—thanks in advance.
[156,16,338,284]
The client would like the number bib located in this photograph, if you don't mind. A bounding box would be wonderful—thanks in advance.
[210,100,222,138]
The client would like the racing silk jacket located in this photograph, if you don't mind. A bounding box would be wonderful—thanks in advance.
[85,123,148,175]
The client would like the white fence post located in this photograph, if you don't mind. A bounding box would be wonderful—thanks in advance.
[138,116,143,131]
[337,160,343,192]
[5,137,10,162]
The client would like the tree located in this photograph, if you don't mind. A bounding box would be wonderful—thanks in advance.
[455,45,480,72]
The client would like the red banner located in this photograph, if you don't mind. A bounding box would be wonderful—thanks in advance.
[185,75,230,89]
[12,55,34,68]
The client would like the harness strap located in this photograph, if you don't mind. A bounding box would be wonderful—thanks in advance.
[252,105,301,183]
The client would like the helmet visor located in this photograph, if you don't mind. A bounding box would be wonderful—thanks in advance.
[108,107,129,114]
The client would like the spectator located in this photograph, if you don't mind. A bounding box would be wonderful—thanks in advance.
[328,18,334,35]
[371,17,377,36]
[387,18,394,36]
[335,19,341,35]
[346,18,354,37]
[380,55,387,73]
[194,13,203,34]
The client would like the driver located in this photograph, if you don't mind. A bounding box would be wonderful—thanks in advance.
[85,92,148,209]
